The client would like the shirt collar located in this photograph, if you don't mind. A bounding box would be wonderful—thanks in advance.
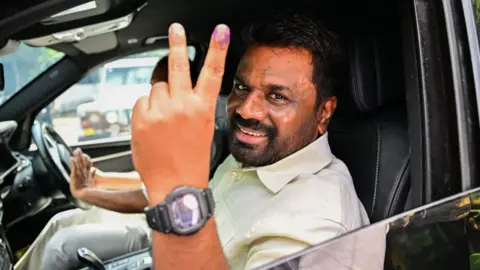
[231,132,334,194]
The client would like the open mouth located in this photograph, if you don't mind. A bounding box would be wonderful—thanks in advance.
[235,124,268,144]
[237,124,267,137]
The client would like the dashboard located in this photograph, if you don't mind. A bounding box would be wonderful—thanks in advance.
[0,121,21,270]
[0,121,20,186]
[0,120,55,269]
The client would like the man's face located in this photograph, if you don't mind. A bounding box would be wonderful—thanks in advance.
[227,46,336,167]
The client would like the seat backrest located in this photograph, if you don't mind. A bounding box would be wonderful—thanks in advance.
[328,31,410,223]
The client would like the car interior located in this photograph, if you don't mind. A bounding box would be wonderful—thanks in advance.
[0,0,421,269]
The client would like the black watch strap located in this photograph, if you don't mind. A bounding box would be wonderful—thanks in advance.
[145,187,215,235]
[145,201,171,233]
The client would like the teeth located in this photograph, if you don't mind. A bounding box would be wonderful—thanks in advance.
[239,127,266,137]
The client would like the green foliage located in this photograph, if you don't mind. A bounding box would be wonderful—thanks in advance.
[36,48,64,70]
[21,45,64,90]
[474,0,480,38]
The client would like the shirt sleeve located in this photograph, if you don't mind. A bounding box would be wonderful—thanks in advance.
[244,214,347,270]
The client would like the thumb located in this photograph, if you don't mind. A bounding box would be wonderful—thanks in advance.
[90,167,97,178]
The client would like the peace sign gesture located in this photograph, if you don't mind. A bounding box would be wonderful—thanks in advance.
[131,23,230,205]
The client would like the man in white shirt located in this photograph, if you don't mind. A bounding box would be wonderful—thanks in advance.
[16,11,369,270]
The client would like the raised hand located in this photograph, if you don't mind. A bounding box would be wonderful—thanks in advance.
[130,23,230,205]
[69,148,97,199]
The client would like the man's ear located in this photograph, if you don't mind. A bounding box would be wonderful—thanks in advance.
[317,96,337,135]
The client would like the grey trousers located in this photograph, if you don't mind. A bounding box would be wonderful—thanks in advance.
[14,207,151,270]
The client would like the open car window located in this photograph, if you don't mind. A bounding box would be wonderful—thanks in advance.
[0,43,64,105]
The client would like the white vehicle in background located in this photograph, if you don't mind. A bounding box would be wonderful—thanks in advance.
[52,73,100,116]
[76,57,158,142]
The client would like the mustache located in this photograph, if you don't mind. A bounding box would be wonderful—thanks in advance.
[230,114,276,137]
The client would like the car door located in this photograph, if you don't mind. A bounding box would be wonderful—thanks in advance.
[257,0,480,269]
[34,47,196,172]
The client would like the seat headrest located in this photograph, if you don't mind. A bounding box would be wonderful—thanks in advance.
[335,32,405,116]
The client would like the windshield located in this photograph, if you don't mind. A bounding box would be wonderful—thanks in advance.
[0,43,64,105]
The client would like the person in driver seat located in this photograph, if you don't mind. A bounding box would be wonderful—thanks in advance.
[14,56,178,270]
[16,11,369,270]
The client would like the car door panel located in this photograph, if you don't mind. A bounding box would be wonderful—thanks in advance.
[92,151,134,172]
[70,139,134,172]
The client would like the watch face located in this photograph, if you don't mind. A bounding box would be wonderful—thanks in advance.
[168,192,203,232]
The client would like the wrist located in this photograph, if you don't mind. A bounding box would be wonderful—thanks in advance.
[146,189,167,207]
[144,176,209,207]
[73,188,90,201]
[92,171,104,188]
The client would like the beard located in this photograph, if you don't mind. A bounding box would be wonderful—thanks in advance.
[227,113,318,167]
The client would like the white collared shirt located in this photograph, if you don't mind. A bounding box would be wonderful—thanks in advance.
[209,133,370,270]
[142,133,369,269]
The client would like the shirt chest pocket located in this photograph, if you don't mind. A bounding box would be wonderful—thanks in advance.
[214,199,236,249]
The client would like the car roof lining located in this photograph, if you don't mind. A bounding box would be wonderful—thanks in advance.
[1,0,403,98]
[6,0,396,49]
[0,0,403,149]
[6,0,145,40]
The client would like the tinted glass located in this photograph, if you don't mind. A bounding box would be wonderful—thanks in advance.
[0,43,64,105]
[257,188,480,270]
[473,0,480,39]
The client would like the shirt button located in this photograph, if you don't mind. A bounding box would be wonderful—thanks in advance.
[230,172,238,178]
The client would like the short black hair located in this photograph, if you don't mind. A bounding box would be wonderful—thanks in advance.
[158,56,169,66]
[151,56,194,84]
[241,10,344,107]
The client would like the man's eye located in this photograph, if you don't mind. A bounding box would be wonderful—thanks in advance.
[234,83,248,92]
[269,93,286,100]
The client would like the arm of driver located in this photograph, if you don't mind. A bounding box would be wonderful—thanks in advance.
[80,188,148,213]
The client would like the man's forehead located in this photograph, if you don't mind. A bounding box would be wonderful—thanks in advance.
[237,46,312,81]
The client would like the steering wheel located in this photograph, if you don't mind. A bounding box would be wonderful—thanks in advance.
[31,122,90,209]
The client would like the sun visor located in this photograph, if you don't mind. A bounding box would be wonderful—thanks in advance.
[24,13,133,47]
[40,0,111,26]
[73,33,118,54]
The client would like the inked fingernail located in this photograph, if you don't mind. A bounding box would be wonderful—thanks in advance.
[213,24,230,47]
[170,23,185,36]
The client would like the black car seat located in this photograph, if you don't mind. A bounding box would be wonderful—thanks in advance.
[328,31,410,223]
[210,95,230,177]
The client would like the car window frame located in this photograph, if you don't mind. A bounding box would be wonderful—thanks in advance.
[402,0,466,206]
[461,0,480,131]
[441,0,480,191]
